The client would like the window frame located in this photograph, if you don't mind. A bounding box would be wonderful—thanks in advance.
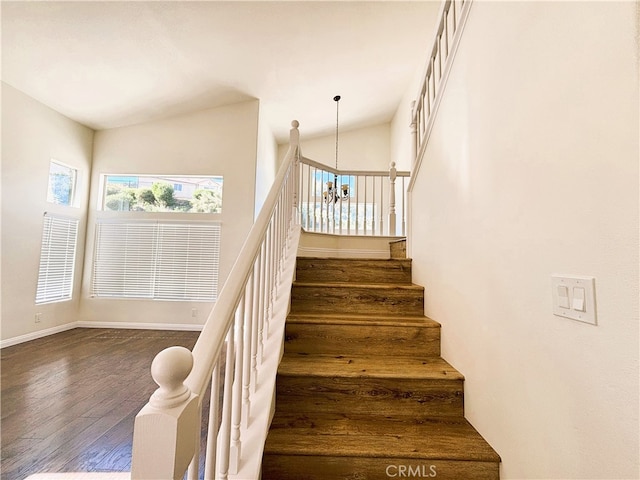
[47,160,78,207]
[99,174,223,214]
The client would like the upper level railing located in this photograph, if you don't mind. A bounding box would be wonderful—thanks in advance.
[298,157,409,237]
[130,121,302,480]
[410,0,472,177]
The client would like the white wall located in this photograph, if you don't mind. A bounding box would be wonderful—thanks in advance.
[1,83,94,342]
[391,63,424,172]
[408,2,639,478]
[255,105,278,216]
[81,101,260,327]
[279,123,391,171]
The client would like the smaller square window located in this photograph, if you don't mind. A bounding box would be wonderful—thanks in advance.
[47,161,77,206]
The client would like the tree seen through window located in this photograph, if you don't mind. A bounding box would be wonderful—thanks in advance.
[103,175,223,213]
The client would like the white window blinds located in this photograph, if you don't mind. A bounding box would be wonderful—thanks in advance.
[36,213,79,304]
[91,221,220,301]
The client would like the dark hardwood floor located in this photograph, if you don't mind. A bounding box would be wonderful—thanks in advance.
[1,328,201,480]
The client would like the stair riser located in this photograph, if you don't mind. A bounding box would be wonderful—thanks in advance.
[276,377,464,417]
[262,456,499,480]
[296,258,412,284]
[291,285,424,316]
[285,324,441,357]
[390,239,407,259]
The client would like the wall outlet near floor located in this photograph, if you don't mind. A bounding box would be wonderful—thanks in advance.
[35,313,42,323]
[191,308,198,318]
[551,275,597,325]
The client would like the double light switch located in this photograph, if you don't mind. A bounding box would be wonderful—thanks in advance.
[556,285,585,311]
[552,275,596,325]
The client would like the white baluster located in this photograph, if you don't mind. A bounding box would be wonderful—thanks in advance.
[257,239,266,363]
[401,176,407,236]
[203,363,220,480]
[229,298,245,474]
[355,176,360,233]
[288,120,300,226]
[378,176,384,235]
[364,176,368,235]
[242,273,254,427]
[251,258,260,391]
[131,347,199,480]
[217,325,235,480]
[372,175,376,236]
[389,162,397,236]
[308,165,312,231]
[410,101,418,166]
[265,222,274,336]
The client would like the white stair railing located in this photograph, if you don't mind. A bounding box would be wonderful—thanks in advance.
[298,157,409,237]
[410,0,473,175]
[130,121,302,480]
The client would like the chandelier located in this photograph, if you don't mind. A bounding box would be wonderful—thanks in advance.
[324,95,349,204]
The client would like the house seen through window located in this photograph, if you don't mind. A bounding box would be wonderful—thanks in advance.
[103,175,223,213]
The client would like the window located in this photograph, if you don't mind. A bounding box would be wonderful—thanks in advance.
[47,161,77,206]
[102,175,223,213]
[36,213,79,304]
[91,221,220,301]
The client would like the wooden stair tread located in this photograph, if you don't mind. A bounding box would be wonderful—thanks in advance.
[293,281,423,290]
[299,256,412,261]
[278,354,464,380]
[295,257,413,284]
[265,412,500,462]
[287,312,440,328]
[296,257,412,267]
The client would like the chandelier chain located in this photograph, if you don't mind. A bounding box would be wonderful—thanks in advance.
[334,95,340,171]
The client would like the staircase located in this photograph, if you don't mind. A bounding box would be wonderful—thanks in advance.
[262,248,500,479]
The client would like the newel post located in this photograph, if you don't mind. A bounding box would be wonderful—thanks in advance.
[131,346,199,480]
[388,161,397,236]
[290,120,301,220]
[410,100,418,166]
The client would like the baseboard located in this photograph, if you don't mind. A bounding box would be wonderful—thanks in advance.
[297,246,389,259]
[0,322,78,349]
[76,321,204,331]
[1,321,204,349]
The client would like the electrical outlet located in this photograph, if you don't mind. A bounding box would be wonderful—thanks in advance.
[35,313,42,323]
[191,308,198,318]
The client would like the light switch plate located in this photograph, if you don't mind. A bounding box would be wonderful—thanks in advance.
[551,275,597,325]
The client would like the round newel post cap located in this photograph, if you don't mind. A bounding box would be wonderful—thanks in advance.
[150,346,194,409]
[291,120,299,128]
[390,161,396,169]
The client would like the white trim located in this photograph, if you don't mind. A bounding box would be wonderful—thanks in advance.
[408,0,474,192]
[26,473,130,480]
[1,321,204,349]
[76,321,203,331]
[0,322,77,349]
[297,246,390,259]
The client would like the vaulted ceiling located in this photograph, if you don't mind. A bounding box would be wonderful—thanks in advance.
[1,1,439,142]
